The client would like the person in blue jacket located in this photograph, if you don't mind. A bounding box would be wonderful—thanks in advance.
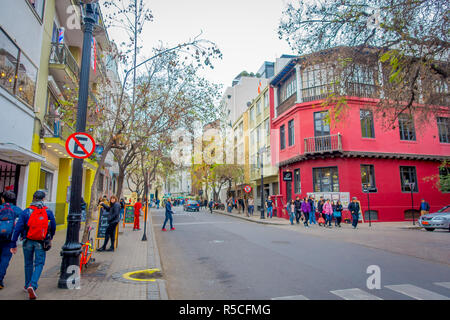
[10,190,56,300]
[162,198,175,231]
[0,190,23,290]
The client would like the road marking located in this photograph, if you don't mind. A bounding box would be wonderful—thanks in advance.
[271,295,309,300]
[330,288,383,300]
[169,222,236,226]
[385,284,449,300]
[434,282,450,290]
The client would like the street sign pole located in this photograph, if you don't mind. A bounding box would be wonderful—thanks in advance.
[58,2,98,289]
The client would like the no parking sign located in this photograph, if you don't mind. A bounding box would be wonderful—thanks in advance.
[244,185,252,193]
[65,132,96,159]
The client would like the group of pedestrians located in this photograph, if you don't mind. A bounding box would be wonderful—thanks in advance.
[0,190,56,300]
[286,196,360,229]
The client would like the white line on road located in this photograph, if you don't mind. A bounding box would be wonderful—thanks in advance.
[168,222,237,226]
[330,288,383,300]
[434,282,450,290]
[385,284,449,300]
[271,295,310,300]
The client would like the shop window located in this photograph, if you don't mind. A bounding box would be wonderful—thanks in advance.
[361,164,376,190]
[400,166,418,192]
[313,166,339,192]
[294,169,301,194]
[0,28,37,108]
[39,169,53,200]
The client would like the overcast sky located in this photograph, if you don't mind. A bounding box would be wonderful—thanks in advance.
[102,0,295,93]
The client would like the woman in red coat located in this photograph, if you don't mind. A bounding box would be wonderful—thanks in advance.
[133,198,142,230]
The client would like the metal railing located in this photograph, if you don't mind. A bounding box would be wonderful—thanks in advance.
[304,134,342,154]
[300,83,377,102]
[49,43,80,78]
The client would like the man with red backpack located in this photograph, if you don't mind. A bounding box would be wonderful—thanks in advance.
[10,190,56,300]
[0,190,22,290]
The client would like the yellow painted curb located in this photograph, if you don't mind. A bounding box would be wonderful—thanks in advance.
[122,269,161,282]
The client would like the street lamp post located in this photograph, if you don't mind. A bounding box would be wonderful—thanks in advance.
[363,184,371,227]
[58,2,99,289]
[409,182,415,225]
[258,146,268,220]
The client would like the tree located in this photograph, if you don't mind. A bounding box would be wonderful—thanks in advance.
[278,0,449,128]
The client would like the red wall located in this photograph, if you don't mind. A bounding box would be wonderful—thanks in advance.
[277,158,449,222]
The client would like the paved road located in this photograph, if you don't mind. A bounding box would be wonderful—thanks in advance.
[152,206,450,300]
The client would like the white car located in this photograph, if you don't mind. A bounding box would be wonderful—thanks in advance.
[418,205,450,232]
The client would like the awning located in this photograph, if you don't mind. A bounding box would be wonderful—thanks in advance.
[0,143,46,165]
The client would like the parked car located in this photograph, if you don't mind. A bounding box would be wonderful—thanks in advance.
[184,200,200,212]
[418,205,450,232]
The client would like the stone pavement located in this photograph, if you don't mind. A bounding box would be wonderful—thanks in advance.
[214,208,450,266]
[0,210,167,300]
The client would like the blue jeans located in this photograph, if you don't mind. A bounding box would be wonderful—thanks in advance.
[267,207,273,218]
[248,205,254,215]
[22,239,46,290]
[162,212,173,229]
[289,212,295,224]
[352,213,359,228]
[309,211,317,224]
[325,214,332,226]
[0,241,13,282]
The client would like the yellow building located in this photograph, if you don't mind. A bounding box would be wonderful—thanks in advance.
[230,109,250,199]
[26,0,117,229]
[248,86,279,209]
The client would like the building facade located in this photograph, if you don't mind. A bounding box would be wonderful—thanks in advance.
[270,49,450,222]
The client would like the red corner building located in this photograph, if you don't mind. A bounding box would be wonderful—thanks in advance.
[269,49,449,222]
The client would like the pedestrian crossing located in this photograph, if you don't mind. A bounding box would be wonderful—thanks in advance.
[271,282,450,300]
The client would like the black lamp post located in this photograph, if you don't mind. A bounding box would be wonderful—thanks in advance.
[258,147,267,220]
[58,2,99,289]
[408,182,415,225]
[363,184,371,227]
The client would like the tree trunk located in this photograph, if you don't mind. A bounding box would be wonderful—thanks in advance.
[116,167,126,200]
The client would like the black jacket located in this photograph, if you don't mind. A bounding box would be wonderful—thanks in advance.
[318,201,324,213]
[348,202,360,214]
[294,200,302,211]
[102,202,121,225]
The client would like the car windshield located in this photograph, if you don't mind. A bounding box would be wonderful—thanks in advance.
[187,201,197,205]
[437,205,450,213]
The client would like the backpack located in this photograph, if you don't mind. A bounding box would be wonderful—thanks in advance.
[26,206,49,241]
[0,204,16,241]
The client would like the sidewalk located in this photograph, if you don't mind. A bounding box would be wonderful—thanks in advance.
[0,210,167,300]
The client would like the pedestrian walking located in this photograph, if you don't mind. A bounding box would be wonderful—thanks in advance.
[419,199,430,216]
[308,196,317,225]
[348,197,360,229]
[162,198,175,231]
[133,198,142,231]
[119,198,125,220]
[334,200,343,227]
[227,197,233,213]
[323,199,333,228]
[97,195,120,252]
[238,197,245,214]
[208,199,214,214]
[247,197,254,216]
[294,196,302,224]
[0,191,23,290]
[301,197,310,227]
[317,197,325,221]
[266,196,274,218]
[10,190,56,299]
[287,200,296,225]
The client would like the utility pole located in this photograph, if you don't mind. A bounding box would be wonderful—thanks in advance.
[258,146,268,220]
[58,2,99,289]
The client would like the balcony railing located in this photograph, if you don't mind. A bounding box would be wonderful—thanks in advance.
[49,43,80,78]
[304,134,342,154]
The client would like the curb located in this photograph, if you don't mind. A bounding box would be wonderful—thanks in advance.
[212,210,288,226]
[148,209,169,300]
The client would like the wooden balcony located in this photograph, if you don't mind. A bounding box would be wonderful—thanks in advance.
[304,134,342,154]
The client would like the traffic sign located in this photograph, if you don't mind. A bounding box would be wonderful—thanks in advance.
[244,185,252,193]
[65,132,96,159]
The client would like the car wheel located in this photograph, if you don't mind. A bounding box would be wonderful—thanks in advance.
[425,228,435,232]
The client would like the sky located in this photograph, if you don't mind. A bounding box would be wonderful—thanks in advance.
[101,0,295,94]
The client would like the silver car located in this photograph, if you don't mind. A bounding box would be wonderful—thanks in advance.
[418,205,450,232]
